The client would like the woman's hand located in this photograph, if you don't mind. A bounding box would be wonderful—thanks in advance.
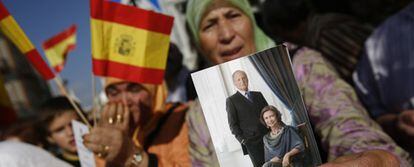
[83,126,135,165]
[270,156,281,162]
[282,154,291,167]
[83,102,148,166]
[99,102,130,133]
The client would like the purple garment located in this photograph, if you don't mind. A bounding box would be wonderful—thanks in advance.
[292,47,411,165]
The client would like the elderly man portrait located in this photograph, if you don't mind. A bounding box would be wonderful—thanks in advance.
[226,70,269,167]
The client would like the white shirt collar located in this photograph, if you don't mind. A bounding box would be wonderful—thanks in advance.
[237,89,249,97]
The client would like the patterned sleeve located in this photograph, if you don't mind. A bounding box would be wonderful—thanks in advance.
[291,48,411,165]
[186,99,220,167]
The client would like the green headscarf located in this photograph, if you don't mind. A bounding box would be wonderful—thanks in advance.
[186,0,275,52]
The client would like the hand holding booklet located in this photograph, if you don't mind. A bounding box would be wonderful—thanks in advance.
[191,45,321,167]
[72,120,96,167]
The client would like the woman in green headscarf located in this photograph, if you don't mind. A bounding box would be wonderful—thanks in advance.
[186,0,411,166]
[186,0,274,64]
[186,0,275,166]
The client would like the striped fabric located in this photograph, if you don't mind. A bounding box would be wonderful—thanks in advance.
[304,14,372,83]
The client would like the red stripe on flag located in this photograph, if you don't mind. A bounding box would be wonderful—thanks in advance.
[92,58,165,84]
[90,0,174,35]
[26,49,55,80]
[43,25,77,49]
[0,1,10,20]
[52,43,74,73]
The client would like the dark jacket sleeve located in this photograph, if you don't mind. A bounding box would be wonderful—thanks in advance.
[226,97,244,143]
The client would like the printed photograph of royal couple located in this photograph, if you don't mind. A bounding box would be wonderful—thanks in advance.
[192,46,321,167]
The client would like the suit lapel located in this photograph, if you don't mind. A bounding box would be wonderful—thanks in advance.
[235,91,253,104]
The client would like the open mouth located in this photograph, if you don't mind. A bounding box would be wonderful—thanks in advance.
[220,46,243,58]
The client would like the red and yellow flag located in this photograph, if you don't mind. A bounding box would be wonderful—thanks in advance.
[0,2,55,80]
[43,25,77,73]
[90,0,174,84]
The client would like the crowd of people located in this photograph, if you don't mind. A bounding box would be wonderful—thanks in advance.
[1,0,414,166]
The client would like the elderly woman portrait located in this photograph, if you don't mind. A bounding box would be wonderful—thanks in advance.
[186,0,411,166]
[260,105,304,167]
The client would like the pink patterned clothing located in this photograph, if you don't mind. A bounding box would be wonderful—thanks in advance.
[292,47,411,166]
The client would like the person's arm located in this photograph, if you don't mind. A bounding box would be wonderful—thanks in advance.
[292,49,411,166]
[320,150,399,167]
[226,97,245,143]
[282,148,301,167]
[186,100,219,166]
[282,127,305,166]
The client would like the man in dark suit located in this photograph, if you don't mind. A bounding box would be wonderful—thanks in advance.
[226,70,268,167]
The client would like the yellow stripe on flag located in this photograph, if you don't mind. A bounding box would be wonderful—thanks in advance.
[44,35,76,67]
[91,19,170,70]
[0,16,34,53]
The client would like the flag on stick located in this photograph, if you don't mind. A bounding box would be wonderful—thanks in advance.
[43,25,77,73]
[90,0,174,84]
[0,1,55,80]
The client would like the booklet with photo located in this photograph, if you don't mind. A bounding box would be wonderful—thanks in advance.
[191,45,321,167]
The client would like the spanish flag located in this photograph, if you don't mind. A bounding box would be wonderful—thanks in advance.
[0,2,55,80]
[43,25,77,73]
[90,0,174,84]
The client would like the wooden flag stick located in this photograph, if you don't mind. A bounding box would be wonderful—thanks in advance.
[91,74,97,127]
[54,75,91,128]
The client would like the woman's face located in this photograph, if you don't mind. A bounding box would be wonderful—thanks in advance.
[199,6,256,64]
[106,82,153,126]
[263,110,278,128]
